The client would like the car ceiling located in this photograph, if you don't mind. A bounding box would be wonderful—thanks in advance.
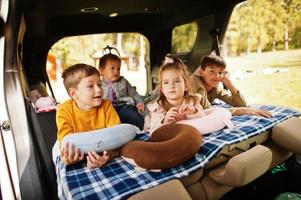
[19,0,244,84]
[23,0,244,39]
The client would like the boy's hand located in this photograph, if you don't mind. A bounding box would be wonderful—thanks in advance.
[60,142,84,165]
[198,68,205,78]
[86,151,110,169]
[136,103,145,113]
[163,107,178,124]
[221,71,241,95]
[221,71,234,88]
[234,107,273,118]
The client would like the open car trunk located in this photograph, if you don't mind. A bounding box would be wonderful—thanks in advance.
[0,0,300,199]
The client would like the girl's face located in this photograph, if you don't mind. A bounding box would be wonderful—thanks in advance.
[101,60,121,82]
[161,68,187,105]
[69,74,103,110]
[200,65,225,88]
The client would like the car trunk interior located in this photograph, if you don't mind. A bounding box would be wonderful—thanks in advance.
[10,0,280,199]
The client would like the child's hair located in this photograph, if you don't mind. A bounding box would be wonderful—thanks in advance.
[157,57,197,110]
[98,54,121,70]
[62,63,100,90]
[200,54,226,70]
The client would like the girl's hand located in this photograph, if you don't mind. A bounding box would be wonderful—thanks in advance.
[179,105,197,116]
[87,151,110,169]
[136,103,145,113]
[163,107,178,124]
[60,142,84,165]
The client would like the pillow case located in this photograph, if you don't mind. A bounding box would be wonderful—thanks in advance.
[61,123,138,153]
[177,107,233,134]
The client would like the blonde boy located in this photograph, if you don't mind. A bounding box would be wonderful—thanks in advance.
[56,63,120,168]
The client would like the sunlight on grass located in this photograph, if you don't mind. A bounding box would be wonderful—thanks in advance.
[225,49,301,111]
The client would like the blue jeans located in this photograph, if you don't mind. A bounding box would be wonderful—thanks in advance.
[114,104,144,130]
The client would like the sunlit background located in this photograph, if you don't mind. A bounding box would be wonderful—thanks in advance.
[47,0,301,111]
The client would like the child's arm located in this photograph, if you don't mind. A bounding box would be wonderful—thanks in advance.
[162,107,178,124]
[217,89,247,107]
[57,104,85,165]
[124,78,145,111]
[177,94,206,119]
[230,107,272,118]
[56,106,74,142]
[221,72,240,95]
[219,73,247,107]
[144,103,165,134]
[179,104,206,119]
[136,103,145,113]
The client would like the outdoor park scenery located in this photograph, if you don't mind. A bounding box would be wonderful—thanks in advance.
[225,49,301,111]
[48,0,301,111]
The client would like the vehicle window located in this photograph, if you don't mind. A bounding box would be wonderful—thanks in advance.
[48,33,149,103]
[171,22,197,53]
[224,0,301,111]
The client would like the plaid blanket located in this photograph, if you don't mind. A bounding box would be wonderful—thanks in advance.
[56,105,300,200]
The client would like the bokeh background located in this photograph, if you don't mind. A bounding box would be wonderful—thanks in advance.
[47,0,301,111]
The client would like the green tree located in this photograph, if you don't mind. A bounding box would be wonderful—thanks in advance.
[49,33,147,68]
[172,22,197,53]
[267,0,286,51]
[281,0,301,50]
[49,34,115,68]
[237,0,277,53]
[290,19,301,48]
[226,0,300,55]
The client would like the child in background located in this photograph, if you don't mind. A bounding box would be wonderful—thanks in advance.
[190,54,272,117]
[144,57,207,134]
[56,63,121,168]
[98,52,145,130]
[191,54,246,108]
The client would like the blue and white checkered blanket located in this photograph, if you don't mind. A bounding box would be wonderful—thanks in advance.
[56,105,300,200]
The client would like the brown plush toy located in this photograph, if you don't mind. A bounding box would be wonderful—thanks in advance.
[121,124,202,170]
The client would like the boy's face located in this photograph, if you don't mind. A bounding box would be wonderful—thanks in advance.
[101,60,121,82]
[161,69,187,105]
[69,74,103,110]
[199,65,226,88]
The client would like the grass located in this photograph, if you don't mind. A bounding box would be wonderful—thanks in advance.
[224,49,301,111]
[52,49,301,112]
